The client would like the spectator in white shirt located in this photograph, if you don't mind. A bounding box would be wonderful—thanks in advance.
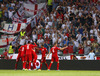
[73,38,79,53]
[19,36,25,46]
[37,37,44,47]
[11,1,15,7]
[44,31,50,38]
[61,21,67,29]
[76,32,82,43]
[8,9,14,18]
[52,35,57,45]
[86,38,91,46]
[88,50,95,60]
[32,31,37,42]
[97,32,100,44]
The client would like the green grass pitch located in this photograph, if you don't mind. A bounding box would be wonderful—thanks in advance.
[0,70,100,76]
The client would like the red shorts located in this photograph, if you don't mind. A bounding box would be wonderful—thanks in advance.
[16,56,25,62]
[33,55,37,63]
[41,57,46,63]
[25,54,32,62]
[51,55,59,62]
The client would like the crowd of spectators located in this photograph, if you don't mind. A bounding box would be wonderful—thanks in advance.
[1,0,100,56]
[0,0,26,25]
[31,0,100,55]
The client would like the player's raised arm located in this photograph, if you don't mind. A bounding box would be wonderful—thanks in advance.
[18,47,21,53]
[60,46,68,50]
[47,49,51,58]
[33,42,38,47]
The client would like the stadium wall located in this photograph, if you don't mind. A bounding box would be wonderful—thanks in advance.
[0,60,100,70]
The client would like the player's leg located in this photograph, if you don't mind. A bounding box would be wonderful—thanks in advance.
[55,56,59,70]
[40,62,43,70]
[33,56,37,70]
[15,56,20,70]
[44,58,48,68]
[45,62,48,69]
[33,62,36,70]
[57,61,59,70]
[48,57,54,70]
[24,55,27,69]
[40,58,44,70]
[21,56,25,70]
[28,54,32,70]
[29,61,31,70]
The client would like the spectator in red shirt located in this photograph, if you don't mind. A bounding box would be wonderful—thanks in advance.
[63,44,68,54]
[37,32,43,39]
[2,49,9,59]
[90,36,95,43]
[78,44,84,55]
[68,44,73,54]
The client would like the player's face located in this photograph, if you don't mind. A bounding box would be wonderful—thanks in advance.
[41,45,43,48]
[55,43,57,47]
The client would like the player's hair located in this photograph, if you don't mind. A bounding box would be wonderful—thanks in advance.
[90,50,93,52]
[41,44,44,47]
[28,41,31,44]
[54,42,57,46]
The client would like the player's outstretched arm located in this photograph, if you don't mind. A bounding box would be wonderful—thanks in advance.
[47,50,51,58]
[60,46,68,50]
[33,42,38,47]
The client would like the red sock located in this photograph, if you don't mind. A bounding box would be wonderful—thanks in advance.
[24,62,26,69]
[57,63,59,70]
[48,63,52,70]
[15,63,17,69]
[33,63,36,69]
[40,63,42,69]
[29,62,31,69]
[45,63,48,68]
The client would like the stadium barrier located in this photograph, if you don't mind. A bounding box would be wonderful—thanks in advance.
[0,59,100,70]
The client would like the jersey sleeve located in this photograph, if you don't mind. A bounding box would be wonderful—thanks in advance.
[24,46,26,53]
[57,47,60,50]
[32,43,37,47]
[50,48,52,52]
[18,47,21,53]
[45,48,48,53]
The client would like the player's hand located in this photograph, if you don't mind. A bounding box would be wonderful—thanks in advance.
[66,46,68,48]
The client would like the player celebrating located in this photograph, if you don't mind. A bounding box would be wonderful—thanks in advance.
[15,45,26,70]
[38,44,48,70]
[47,43,68,70]
[32,46,37,70]
[24,41,37,70]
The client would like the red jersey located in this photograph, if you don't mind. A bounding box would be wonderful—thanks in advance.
[25,43,37,55]
[50,46,60,56]
[3,52,8,57]
[32,50,37,57]
[90,38,95,43]
[78,48,84,54]
[63,48,68,54]
[18,45,26,57]
[39,47,47,58]
[68,46,73,53]
[37,34,43,39]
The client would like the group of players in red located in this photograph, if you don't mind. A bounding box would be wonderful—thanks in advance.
[15,41,67,70]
